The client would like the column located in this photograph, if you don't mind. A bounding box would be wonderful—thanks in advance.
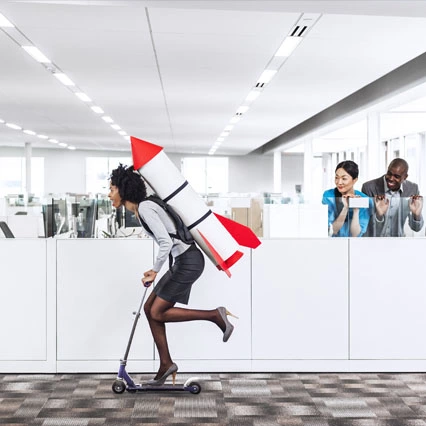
[303,138,313,203]
[273,151,282,194]
[419,133,426,194]
[366,112,381,180]
[25,142,32,195]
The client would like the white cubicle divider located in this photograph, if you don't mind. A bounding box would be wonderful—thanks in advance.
[56,238,155,373]
[349,238,426,370]
[252,239,349,371]
[3,237,426,374]
[0,239,56,372]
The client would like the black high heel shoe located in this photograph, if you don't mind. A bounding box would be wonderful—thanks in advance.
[217,307,239,342]
[143,363,178,386]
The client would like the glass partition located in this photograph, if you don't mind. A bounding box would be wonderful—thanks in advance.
[3,194,425,239]
[322,196,425,238]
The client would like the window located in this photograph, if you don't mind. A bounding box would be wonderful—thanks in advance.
[181,157,228,194]
[0,157,44,197]
[86,157,131,194]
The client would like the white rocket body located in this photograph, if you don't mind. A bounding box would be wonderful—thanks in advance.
[137,150,240,268]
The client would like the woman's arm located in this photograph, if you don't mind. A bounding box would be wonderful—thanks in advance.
[349,208,361,237]
[331,203,349,236]
[139,204,173,272]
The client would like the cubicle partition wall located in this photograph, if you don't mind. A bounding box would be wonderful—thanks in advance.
[1,237,426,373]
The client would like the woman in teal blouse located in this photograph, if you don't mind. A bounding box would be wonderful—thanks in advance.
[322,161,371,237]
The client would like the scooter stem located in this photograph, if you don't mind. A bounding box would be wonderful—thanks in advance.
[122,286,149,362]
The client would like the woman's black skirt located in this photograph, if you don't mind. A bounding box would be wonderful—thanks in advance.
[153,244,205,305]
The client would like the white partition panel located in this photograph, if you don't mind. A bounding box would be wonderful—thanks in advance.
[0,240,47,361]
[350,238,426,359]
[252,239,349,360]
[57,239,155,372]
[163,247,252,371]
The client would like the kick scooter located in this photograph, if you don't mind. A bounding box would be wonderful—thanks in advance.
[112,286,202,394]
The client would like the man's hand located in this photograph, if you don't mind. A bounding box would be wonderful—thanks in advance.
[410,195,423,220]
[142,269,157,288]
[374,195,389,220]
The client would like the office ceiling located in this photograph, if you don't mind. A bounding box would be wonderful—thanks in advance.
[0,0,426,156]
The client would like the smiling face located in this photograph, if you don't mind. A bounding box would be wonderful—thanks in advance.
[108,183,122,209]
[335,168,357,195]
[385,164,407,191]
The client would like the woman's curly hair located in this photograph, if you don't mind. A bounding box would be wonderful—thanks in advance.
[110,164,147,204]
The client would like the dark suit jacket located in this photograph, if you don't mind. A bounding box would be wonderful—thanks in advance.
[361,176,423,236]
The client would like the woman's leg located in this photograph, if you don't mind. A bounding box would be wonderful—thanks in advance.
[144,291,227,379]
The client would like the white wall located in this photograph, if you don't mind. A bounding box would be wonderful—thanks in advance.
[0,147,304,196]
[228,153,304,194]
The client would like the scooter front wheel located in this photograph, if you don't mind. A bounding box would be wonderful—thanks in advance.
[112,379,126,394]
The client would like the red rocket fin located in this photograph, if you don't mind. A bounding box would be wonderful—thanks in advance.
[131,136,163,170]
[198,230,244,277]
[213,213,261,249]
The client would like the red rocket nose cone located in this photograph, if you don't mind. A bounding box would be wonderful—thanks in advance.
[131,136,163,170]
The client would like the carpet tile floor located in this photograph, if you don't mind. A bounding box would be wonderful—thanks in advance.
[2,373,426,425]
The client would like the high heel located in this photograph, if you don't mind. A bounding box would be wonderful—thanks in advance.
[217,306,239,342]
[142,362,178,386]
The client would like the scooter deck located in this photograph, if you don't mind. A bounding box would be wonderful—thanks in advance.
[127,384,193,392]
[113,375,202,394]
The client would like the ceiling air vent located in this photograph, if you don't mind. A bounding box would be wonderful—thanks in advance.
[290,26,308,37]
[289,13,321,38]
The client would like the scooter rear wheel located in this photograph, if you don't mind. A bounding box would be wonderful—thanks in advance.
[188,381,202,394]
[112,380,126,394]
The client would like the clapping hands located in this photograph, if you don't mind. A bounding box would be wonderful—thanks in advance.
[410,195,423,219]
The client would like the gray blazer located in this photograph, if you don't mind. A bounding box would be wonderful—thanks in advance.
[361,176,423,236]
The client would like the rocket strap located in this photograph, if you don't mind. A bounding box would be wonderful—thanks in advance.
[164,181,189,203]
[187,210,213,230]
[161,179,213,231]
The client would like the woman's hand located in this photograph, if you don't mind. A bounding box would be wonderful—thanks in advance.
[343,193,360,212]
[142,269,157,287]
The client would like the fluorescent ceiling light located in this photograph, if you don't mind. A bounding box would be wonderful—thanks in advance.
[59,142,68,147]
[91,106,104,114]
[6,122,22,130]
[23,129,36,135]
[220,131,230,137]
[48,139,59,144]
[75,92,91,102]
[118,130,127,136]
[102,116,114,123]
[275,36,302,57]
[229,116,241,124]
[236,106,250,115]
[37,134,49,139]
[68,146,76,150]
[224,125,234,131]
[245,90,261,102]
[0,119,5,124]
[217,137,225,142]
[111,124,121,130]
[54,73,75,86]
[0,13,14,27]
[257,69,277,84]
[22,46,51,63]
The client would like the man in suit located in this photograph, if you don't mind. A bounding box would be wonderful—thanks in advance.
[361,158,423,237]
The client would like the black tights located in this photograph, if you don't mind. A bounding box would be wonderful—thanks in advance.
[143,290,226,379]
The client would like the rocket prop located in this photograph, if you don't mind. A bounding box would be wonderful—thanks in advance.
[130,136,261,276]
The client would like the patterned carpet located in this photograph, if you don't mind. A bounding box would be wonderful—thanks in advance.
[2,372,426,425]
